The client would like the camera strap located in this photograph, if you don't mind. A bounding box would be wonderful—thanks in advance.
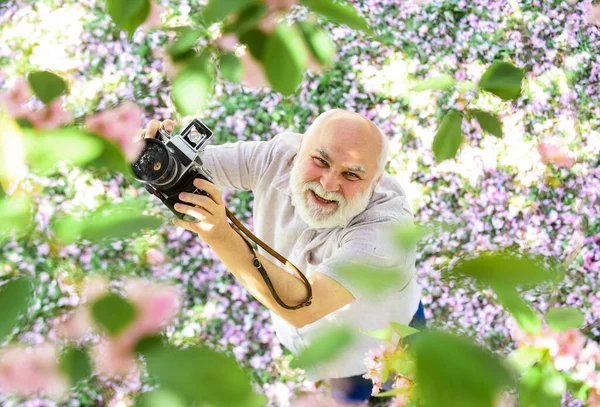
[225,208,313,310]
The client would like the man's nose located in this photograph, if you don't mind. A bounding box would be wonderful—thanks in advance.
[320,172,340,192]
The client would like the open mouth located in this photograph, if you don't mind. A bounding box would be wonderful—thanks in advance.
[309,190,338,206]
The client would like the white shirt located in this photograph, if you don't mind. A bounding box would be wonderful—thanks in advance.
[202,132,421,380]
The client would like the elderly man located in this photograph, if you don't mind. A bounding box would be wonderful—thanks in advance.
[141,109,424,404]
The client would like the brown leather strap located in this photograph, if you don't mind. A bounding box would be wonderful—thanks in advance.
[225,208,313,310]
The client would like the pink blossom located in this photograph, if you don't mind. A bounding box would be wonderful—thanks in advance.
[216,34,239,52]
[92,338,137,378]
[291,392,344,406]
[26,98,72,129]
[0,78,31,118]
[240,53,268,89]
[553,329,587,371]
[537,141,574,168]
[56,307,92,341]
[587,4,600,25]
[258,12,280,33]
[145,248,166,266]
[81,275,109,303]
[264,0,297,11]
[85,101,144,162]
[0,343,69,399]
[141,1,165,29]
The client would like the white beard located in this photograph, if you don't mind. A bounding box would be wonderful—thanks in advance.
[289,158,373,229]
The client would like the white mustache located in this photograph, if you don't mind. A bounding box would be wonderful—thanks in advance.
[303,182,345,204]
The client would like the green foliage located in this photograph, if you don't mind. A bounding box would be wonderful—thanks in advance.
[172,54,215,115]
[263,23,308,96]
[168,28,204,61]
[413,330,513,407]
[135,389,187,407]
[472,110,503,137]
[390,322,419,338]
[202,0,257,24]
[494,285,541,334]
[59,347,92,386]
[0,278,34,342]
[545,307,585,332]
[105,0,151,36]
[362,327,394,342]
[27,71,67,104]
[290,325,354,370]
[0,197,32,243]
[479,61,524,100]
[507,346,543,374]
[91,293,138,336]
[337,263,400,296]
[219,53,243,83]
[301,0,371,33]
[432,110,463,163]
[298,21,336,66]
[223,3,268,36]
[518,362,565,407]
[410,74,455,92]
[145,345,266,407]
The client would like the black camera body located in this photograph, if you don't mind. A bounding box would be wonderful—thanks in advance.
[131,119,214,222]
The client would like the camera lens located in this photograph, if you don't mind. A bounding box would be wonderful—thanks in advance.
[131,139,177,185]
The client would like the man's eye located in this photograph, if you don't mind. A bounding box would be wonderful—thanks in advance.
[313,157,328,167]
[346,172,360,179]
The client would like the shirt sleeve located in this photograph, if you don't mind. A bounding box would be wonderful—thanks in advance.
[201,133,289,191]
[314,216,416,300]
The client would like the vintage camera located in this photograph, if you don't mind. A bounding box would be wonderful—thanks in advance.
[131,119,214,222]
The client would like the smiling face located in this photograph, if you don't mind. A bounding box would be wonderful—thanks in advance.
[289,110,385,229]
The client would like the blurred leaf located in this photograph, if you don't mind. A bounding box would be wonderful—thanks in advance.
[394,223,427,251]
[135,334,167,356]
[22,128,104,176]
[390,322,419,338]
[202,0,256,24]
[298,21,336,66]
[518,363,564,407]
[59,347,92,386]
[450,252,557,289]
[456,80,477,92]
[410,74,455,92]
[0,114,26,191]
[91,293,137,336]
[135,389,187,407]
[0,278,34,342]
[84,133,136,181]
[413,330,513,407]
[337,263,400,296]
[545,307,585,332]
[27,71,67,104]
[239,29,268,60]
[219,53,243,83]
[263,23,308,96]
[106,0,150,36]
[389,350,416,378]
[290,325,354,370]
[473,110,503,138]
[172,55,214,116]
[432,110,463,163]
[566,378,590,402]
[145,346,265,407]
[168,28,204,60]
[494,284,541,334]
[224,3,268,35]
[0,198,32,243]
[361,327,393,343]
[479,61,524,100]
[301,0,371,33]
[507,346,543,374]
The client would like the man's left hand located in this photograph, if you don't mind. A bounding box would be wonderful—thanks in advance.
[172,179,230,245]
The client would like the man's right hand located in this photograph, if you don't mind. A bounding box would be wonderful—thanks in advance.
[137,119,176,140]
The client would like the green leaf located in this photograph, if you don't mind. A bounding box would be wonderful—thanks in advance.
[22,128,105,175]
[410,74,455,92]
[394,223,427,251]
[145,346,265,407]
[389,350,416,378]
[566,378,590,402]
[361,327,393,342]
[135,389,187,407]
[479,61,524,100]
[263,23,308,96]
[27,71,67,104]
[518,363,564,407]
[473,110,503,138]
[507,346,543,374]
[202,0,257,24]
[290,326,354,370]
[106,0,151,36]
[85,133,136,181]
[545,307,585,332]
[224,3,268,36]
[135,335,167,356]
[168,29,204,60]
[301,0,371,33]
[494,285,541,334]
[337,263,400,297]
[450,252,557,289]
[456,80,477,92]
[0,198,32,243]
[91,293,137,336]
[298,21,336,66]
[0,278,34,342]
[432,110,463,163]
[59,347,92,386]
[172,56,214,116]
[219,53,243,83]
[413,330,513,407]
[238,29,268,61]
[390,322,419,339]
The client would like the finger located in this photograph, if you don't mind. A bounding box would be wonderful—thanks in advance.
[135,128,146,142]
[161,120,176,133]
[178,193,218,215]
[173,203,209,221]
[145,120,161,138]
[193,179,223,205]
[172,217,198,231]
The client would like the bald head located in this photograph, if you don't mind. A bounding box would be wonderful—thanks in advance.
[303,109,389,177]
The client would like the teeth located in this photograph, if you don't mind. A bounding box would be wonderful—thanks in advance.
[313,191,335,203]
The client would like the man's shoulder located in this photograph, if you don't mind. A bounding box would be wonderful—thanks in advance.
[268,131,302,159]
